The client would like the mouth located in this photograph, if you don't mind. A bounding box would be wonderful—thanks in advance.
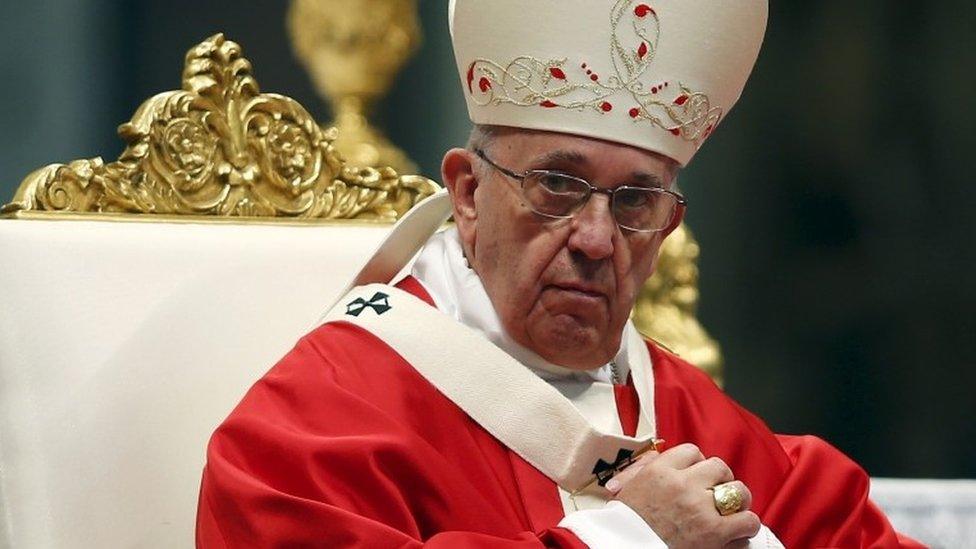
[548,282,609,300]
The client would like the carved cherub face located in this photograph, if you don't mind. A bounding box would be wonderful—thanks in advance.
[288,0,421,100]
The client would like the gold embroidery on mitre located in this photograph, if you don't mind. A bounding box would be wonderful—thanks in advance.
[466,0,723,146]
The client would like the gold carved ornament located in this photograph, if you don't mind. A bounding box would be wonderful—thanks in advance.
[1,34,437,221]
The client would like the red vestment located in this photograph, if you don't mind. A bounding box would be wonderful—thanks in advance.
[197,278,922,548]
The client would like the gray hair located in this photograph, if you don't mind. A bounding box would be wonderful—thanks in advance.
[465,124,505,178]
[465,124,503,152]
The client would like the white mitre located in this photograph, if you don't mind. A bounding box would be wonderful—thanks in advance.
[449,0,768,166]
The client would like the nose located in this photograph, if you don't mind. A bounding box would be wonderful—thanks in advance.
[567,193,615,260]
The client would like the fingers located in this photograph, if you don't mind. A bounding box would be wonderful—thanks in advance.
[605,453,656,494]
[608,444,762,549]
[687,456,735,486]
[721,510,762,543]
[605,463,643,494]
[610,446,745,502]
[656,443,705,469]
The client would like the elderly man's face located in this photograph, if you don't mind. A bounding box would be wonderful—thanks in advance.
[443,129,682,369]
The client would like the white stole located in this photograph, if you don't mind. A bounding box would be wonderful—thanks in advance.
[322,284,657,511]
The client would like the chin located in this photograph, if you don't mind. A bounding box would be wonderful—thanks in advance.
[541,347,614,370]
[531,325,615,370]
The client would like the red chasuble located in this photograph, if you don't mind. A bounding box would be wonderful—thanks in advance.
[197,278,922,548]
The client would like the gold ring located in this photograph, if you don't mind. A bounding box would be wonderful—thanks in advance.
[710,482,744,516]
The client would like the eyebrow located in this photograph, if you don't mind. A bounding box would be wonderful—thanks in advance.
[628,172,665,189]
[528,149,666,189]
[529,150,588,168]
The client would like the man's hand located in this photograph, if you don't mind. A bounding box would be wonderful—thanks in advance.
[606,443,760,549]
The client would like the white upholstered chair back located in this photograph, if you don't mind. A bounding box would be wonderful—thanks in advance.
[0,218,393,547]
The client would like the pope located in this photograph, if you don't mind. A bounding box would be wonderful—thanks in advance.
[196,1,923,547]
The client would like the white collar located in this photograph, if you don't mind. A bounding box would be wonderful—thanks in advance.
[410,227,632,384]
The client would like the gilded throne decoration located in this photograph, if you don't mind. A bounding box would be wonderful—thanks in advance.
[2,34,436,221]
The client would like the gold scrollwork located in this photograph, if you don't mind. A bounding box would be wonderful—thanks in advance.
[1,33,438,220]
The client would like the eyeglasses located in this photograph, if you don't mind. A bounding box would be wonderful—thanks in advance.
[474,148,686,233]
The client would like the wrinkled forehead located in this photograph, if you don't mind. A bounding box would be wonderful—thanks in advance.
[484,127,681,186]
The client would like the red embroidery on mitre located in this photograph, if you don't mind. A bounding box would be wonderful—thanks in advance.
[635,4,654,18]
[704,122,716,138]
[464,0,724,148]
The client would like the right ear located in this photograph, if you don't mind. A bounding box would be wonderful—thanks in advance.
[441,148,479,252]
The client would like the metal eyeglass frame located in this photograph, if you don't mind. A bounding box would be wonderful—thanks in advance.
[474,148,687,233]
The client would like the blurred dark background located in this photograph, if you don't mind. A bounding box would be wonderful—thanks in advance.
[2,1,973,478]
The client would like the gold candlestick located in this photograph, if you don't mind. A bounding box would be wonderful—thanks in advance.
[288,0,421,173]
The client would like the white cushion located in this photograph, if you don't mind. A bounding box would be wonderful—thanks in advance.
[0,218,390,548]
